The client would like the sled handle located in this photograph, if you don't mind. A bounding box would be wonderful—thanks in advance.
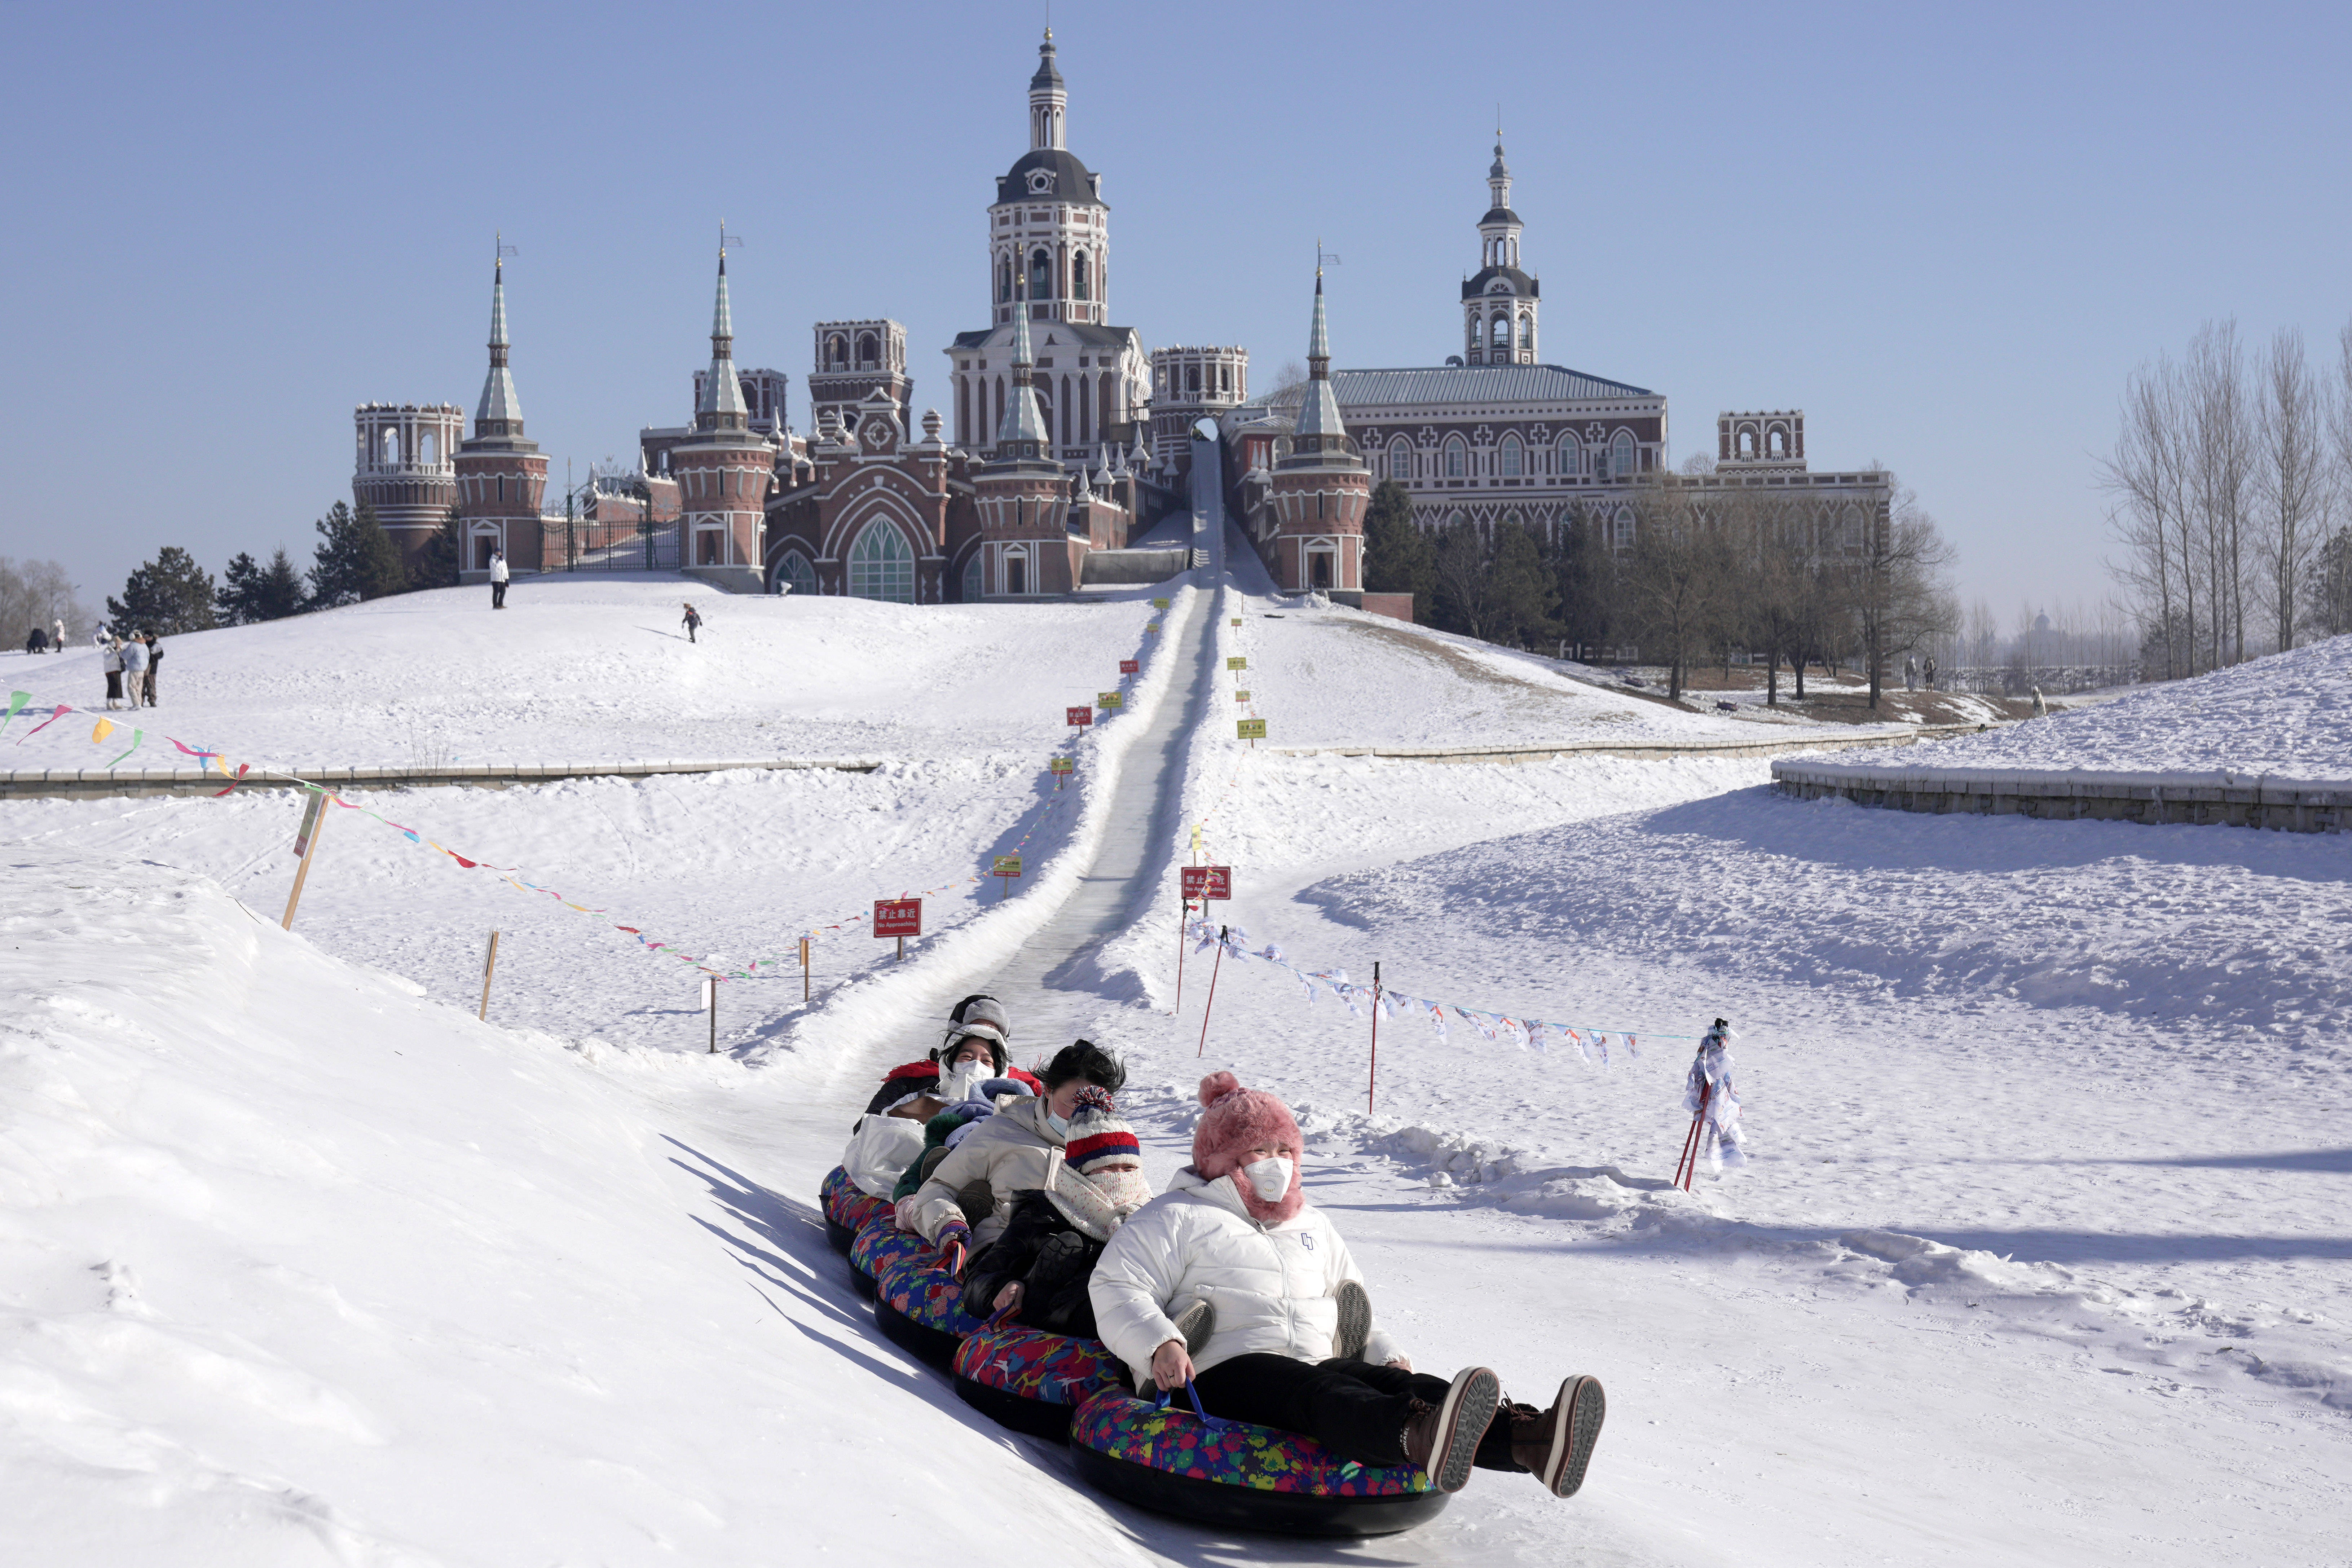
[1154,1380,1236,1431]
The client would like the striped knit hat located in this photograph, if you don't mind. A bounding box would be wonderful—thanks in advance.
[1062,1085,1141,1172]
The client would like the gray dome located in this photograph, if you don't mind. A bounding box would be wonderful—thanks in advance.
[997,147,1102,205]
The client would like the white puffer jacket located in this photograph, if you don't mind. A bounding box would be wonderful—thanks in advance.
[904,1097,1065,1247]
[1089,1166,1404,1388]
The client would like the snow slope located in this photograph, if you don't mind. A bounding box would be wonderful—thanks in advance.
[1820,631,2352,778]
[3,575,1170,770]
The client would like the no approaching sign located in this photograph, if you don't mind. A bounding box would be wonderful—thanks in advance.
[873,899,923,939]
[1181,865,1232,901]
[1119,658,1139,674]
[1066,706,1093,726]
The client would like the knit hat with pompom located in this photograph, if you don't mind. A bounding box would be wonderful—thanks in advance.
[1193,1071,1304,1223]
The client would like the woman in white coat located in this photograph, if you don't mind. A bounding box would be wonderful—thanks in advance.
[1090,1072,1605,1500]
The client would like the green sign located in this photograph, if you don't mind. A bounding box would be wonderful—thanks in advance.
[993,855,1023,878]
[1237,718,1267,740]
[1226,656,1247,671]
[1098,691,1124,710]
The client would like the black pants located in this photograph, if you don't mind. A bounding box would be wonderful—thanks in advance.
[492,581,507,608]
[1189,1354,1522,1472]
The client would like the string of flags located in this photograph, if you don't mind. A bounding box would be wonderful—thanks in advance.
[0,598,1163,983]
[1186,920,1695,1057]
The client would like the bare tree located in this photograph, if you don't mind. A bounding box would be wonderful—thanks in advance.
[2187,322,2255,666]
[1620,479,1735,701]
[0,558,91,647]
[2100,355,2193,678]
[1845,476,1956,709]
[2254,327,2328,653]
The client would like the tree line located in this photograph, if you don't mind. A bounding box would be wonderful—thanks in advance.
[2102,318,2352,677]
[95,505,467,639]
[1361,471,1954,709]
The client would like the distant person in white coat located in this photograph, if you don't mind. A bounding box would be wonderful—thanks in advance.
[100,635,124,709]
[119,632,150,709]
[489,550,510,609]
[53,617,65,652]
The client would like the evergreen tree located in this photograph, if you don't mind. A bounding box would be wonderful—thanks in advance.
[1361,480,1436,620]
[1430,519,1555,648]
[309,500,408,607]
[221,548,309,623]
[106,546,217,636]
[414,507,463,591]
[1552,512,1618,659]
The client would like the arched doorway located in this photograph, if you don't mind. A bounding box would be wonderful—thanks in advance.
[847,519,915,603]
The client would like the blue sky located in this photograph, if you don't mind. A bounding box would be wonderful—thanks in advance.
[5,1,2347,620]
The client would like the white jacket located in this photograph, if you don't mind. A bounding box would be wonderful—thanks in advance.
[905,1097,1065,1247]
[1089,1167,1403,1388]
[840,1112,927,1201]
[489,556,509,583]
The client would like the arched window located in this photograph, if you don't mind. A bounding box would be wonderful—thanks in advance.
[419,431,436,465]
[1498,435,1523,477]
[777,550,818,596]
[1768,426,1787,458]
[1613,506,1635,550]
[1186,364,1201,393]
[1738,428,1756,458]
[1559,438,1584,478]
[1610,430,1637,479]
[996,261,1011,305]
[1072,250,1090,301]
[1388,438,1413,480]
[1490,314,1509,353]
[960,555,982,603]
[1029,248,1052,300]
[1444,437,1467,478]
[383,429,401,464]
[1445,510,1468,530]
[857,332,878,367]
[828,334,848,368]
[1842,505,1866,551]
[1518,312,1534,354]
[847,519,915,603]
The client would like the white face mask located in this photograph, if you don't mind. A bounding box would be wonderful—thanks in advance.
[1241,1154,1293,1203]
[939,1060,990,1101]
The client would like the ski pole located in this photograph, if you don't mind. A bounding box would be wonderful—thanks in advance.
[1196,925,1226,1057]
[1367,960,1381,1114]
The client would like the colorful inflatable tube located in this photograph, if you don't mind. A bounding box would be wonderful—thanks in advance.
[950,1322,1127,1441]
[872,1251,989,1368]
[820,1165,894,1254]
[1067,1385,1448,1538]
[847,1218,929,1303]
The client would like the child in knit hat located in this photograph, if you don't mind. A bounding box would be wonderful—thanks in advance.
[960,1086,1151,1338]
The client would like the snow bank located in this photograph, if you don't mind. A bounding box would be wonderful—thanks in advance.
[1817,632,2352,778]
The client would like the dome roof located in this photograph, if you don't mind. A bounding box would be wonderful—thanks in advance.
[997,147,1103,206]
[1462,265,1539,300]
[1480,206,1523,227]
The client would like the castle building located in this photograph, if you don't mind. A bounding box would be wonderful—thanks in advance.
[1259,271,1367,602]
[453,257,549,578]
[946,32,1151,463]
[809,321,911,434]
[692,366,789,438]
[1150,346,1248,476]
[661,242,775,591]
[352,402,462,569]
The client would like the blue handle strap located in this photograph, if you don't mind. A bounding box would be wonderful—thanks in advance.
[1153,1379,1235,1431]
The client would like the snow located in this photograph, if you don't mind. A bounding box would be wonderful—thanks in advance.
[1817,631,2352,779]
[4,566,2349,1563]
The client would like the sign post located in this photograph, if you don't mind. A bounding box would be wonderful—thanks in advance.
[1049,755,1074,789]
[1151,597,1170,609]
[1097,691,1123,712]
[1118,658,1139,675]
[1234,689,1250,703]
[992,855,1022,900]
[1237,717,1267,746]
[1181,865,1232,903]
[1227,656,1247,672]
[281,792,328,931]
[874,898,923,961]
[1197,925,1229,1057]
[1368,960,1381,1113]
[799,936,811,1002]
[1066,705,1093,729]
[702,976,717,1054]
[479,930,501,1021]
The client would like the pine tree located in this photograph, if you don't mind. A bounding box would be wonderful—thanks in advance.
[221,549,309,623]
[1361,480,1436,620]
[106,547,218,636]
[414,507,462,591]
[216,551,263,625]
[310,500,408,607]
[255,547,308,620]
[1552,513,1618,659]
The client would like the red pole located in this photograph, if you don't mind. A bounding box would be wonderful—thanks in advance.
[1675,1080,1713,1192]
[1175,897,1188,1016]
[1195,926,1226,1057]
[1367,960,1381,1114]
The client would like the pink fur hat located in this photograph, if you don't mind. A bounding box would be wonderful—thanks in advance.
[1194,1071,1304,1223]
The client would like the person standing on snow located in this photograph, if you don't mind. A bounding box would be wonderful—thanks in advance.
[681,602,702,644]
[100,635,123,709]
[141,632,163,708]
[1682,1019,1747,1173]
[119,633,150,710]
[53,617,65,653]
[1090,1071,1607,1501]
[489,549,509,609]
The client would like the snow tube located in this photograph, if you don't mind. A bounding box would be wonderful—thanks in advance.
[820,1165,893,1254]
[1067,1386,1447,1538]
[950,1322,1127,1441]
[872,1251,988,1369]
[847,1219,928,1302]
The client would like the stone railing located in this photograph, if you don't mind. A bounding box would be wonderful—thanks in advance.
[1771,756,2350,833]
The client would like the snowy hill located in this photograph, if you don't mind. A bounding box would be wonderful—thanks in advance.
[1822,631,2352,778]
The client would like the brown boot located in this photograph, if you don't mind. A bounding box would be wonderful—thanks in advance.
[1399,1367,1500,1493]
[1509,1375,1606,1498]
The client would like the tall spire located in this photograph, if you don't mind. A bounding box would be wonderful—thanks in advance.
[1489,138,1512,210]
[996,276,1052,453]
[1029,28,1067,150]
[475,242,523,435]
[1294,264,1345,445]
[696,226,749,431]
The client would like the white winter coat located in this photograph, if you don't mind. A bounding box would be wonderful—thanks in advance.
[905,1097,1065,1247]
[489,555,509,583]
[840,1111,928,1201]
[1089,1167,1404,1389]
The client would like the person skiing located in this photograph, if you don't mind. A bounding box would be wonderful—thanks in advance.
[1682,1019,1747,1173]
[1091,1072,1606,1499]
[681,602,702,643]
[489,549,510,609]
[119,632,149,710]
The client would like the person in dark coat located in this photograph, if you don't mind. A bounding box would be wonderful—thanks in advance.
[141,633,162,707]
[24,625,47,656]
[681,603,702,643]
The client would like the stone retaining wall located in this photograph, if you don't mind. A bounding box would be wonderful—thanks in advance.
[1771,758,2352,833]
[0,757,881,801]
[1273,724,1991,766]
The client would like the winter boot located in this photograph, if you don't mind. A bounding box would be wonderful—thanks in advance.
[1333,1279,1372,1361]
[1510,1375,1606,1499]
[1401,1367,1500,1494]
[1170,1299,1216,1357]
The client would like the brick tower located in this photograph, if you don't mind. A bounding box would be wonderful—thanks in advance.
[1267,268,1368,604]
[454,254,548,579]
[667,235,775,592]
[973,279,1071,598]
[353,402,462,572]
